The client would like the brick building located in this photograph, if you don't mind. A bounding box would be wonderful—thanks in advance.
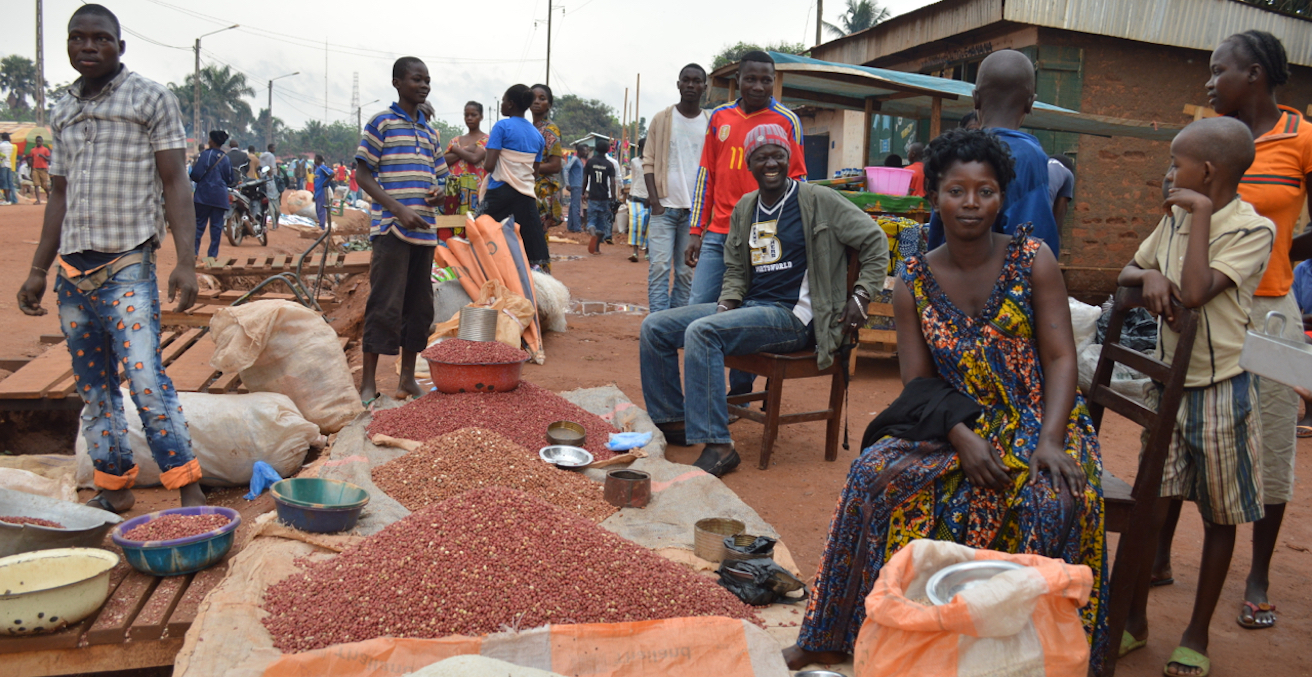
[808,0,1312,279]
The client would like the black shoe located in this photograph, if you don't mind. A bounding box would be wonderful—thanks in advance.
[693,448,741,477]
[656,422,687,446]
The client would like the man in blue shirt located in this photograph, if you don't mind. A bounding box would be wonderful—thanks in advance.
[565,143,588,232]
[926,50,1059,256]
[314,153,333,229]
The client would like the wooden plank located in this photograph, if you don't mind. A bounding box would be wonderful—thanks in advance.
[858,328,898,344]
[86,570,157,645]
[4,637,184,676]
[39,334,66,345]
[0,346,73,399]
[272,254,288,270]
[207,370,242,394]
[867,302,894,318]
[166,339,219,393]
[159,310,214,328]
[160,328,204,367]
[0,559,133,654]
[129,574,191,641]
[930,96,943,139]
[0,358,33,372]
[165,563,228,638]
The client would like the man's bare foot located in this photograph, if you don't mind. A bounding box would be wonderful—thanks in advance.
[86,487,135,513]
[359,383,379,405]
[395,377,425,401]
[782,644,849,671]
[1152,562,1174,586]
[179,482,206,507]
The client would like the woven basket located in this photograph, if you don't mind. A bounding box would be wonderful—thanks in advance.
[693,518,745,562]
[722,533,775,562]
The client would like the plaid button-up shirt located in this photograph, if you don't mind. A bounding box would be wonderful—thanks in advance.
[49,65,188,255]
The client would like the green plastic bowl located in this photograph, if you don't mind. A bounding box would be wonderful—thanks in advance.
[270,478,369,510]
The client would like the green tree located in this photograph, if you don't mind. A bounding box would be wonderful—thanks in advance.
[824,0,891,37]
[281,120,361,165]
[551,94,645,146]
[168,65,256,140]
[252,108,289,147]
[711,41,809,70]
[0,55,38,112]
[429,117,464,147]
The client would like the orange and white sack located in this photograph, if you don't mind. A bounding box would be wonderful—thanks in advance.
[854,539,1092,677]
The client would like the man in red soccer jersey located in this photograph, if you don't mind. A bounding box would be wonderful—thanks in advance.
[685,50,807,396]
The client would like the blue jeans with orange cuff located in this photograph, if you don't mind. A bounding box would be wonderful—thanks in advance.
[56,252,200,490]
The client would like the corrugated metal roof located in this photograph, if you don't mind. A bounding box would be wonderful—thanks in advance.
[1005,0,1312,65]
[711,53,1182,141]
[812,0,1312,67]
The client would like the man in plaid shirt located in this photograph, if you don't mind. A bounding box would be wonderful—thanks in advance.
[17,4,203,512]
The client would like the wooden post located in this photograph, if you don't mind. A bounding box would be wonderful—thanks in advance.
[772,72,784,103]
[930,97,942,140]
[863,98,876,168]
[727,78,736,104]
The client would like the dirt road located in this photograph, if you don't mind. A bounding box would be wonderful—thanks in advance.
[1,204,1307,675]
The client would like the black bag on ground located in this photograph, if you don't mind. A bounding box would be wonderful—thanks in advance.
[716,558,808,606]
[723,535,777,558]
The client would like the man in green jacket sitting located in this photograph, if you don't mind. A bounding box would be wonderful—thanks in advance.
[640,124,888,476]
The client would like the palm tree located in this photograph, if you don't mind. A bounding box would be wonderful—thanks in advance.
[169,65,255,139]
[824,0,891,37]
[0,55,38,111]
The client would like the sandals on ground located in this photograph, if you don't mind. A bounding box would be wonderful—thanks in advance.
[1237,600,1277,629]
[1297,425,1312,438]
[85,493,127,514]
[1164,646,1209,677]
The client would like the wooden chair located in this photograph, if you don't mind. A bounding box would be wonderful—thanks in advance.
[723,250,859,470]
[1085,287,1199,677]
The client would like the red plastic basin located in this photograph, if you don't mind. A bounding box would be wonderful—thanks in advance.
[426,358,526,393]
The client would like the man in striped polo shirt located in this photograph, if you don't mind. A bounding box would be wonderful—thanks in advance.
[355,56,449,405]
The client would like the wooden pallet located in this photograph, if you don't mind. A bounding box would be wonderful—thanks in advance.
[0,328,240,411]
[198,250,370,280]
[162,290,339,328]
[0,560,230,676]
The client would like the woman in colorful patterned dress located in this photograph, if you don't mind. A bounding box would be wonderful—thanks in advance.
[783,129,1108,671]
[530,84,565,230]
[442,101,488,222]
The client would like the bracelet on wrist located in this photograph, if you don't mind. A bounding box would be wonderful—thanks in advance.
[31,265,47,275]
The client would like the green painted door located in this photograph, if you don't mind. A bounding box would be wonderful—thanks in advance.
[1020,45,1083,156]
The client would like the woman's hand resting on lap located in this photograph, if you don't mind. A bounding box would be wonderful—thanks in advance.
[950,424,1010,492]
[1030,440,1087,496]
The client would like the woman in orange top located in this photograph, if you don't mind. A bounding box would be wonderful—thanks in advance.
[1154,30,1312,645]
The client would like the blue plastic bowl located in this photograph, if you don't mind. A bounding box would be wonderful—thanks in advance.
[110,506,240,576]
[270,478,369,534]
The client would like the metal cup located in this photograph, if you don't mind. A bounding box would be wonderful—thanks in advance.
[457,306,499,342]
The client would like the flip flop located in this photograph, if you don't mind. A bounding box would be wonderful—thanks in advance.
[1237,600,1277,629]
[1151,575,1175,587]
[1119,630,1147,658]
[85,493,127,514]
[1164,646,1209,677]
[361,394,380,409]
[1297,425,1312,438]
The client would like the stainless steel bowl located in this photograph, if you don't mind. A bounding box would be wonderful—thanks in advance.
[538,445,594,469]
[795,671,847,677]
[926,560,1027,605]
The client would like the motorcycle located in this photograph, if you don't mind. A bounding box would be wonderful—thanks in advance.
[224,165,278,247]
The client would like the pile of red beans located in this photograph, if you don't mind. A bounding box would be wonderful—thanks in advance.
[261,488,759,653]
[0,516,65,528]
[122,514,229,542]
[421,339,528,365]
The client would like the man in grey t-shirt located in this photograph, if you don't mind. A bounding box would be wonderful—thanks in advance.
[1047,154,1075,226]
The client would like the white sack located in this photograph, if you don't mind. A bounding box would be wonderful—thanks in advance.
[209,300,364,434]
[75,389,320,488]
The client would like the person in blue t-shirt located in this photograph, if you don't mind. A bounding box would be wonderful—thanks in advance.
[314,154,334,229]
[482,84,550,269]
[926,50,1059,256]
[189,130,234,258]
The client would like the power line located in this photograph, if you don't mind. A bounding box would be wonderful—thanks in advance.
[143,0,542,64]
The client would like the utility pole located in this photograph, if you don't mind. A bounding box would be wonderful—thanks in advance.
[35,0,45,126]
[267,72,299,147]
[546,0,552,86]
[633,74,641,152]
[816,0,823,46]
[193,25,238,144]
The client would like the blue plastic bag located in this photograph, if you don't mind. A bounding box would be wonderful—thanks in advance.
[244,461,283,500]
[605,431,653,452]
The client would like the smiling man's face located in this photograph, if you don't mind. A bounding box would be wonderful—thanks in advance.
[67,14,123,81]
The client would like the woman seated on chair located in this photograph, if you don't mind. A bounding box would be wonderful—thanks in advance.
[783,128,1109,672]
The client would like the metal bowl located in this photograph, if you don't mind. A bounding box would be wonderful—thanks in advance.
[0,487,124,558]
[795,671,847,677]
[925,560,1027,606]
[538,445,594,469]
[546,420,586,446]
[0,548,120,635]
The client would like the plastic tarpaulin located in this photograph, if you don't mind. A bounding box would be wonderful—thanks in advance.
[853,540,1093,677]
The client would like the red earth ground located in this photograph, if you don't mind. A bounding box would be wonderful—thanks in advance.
[0,203,1307,675]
